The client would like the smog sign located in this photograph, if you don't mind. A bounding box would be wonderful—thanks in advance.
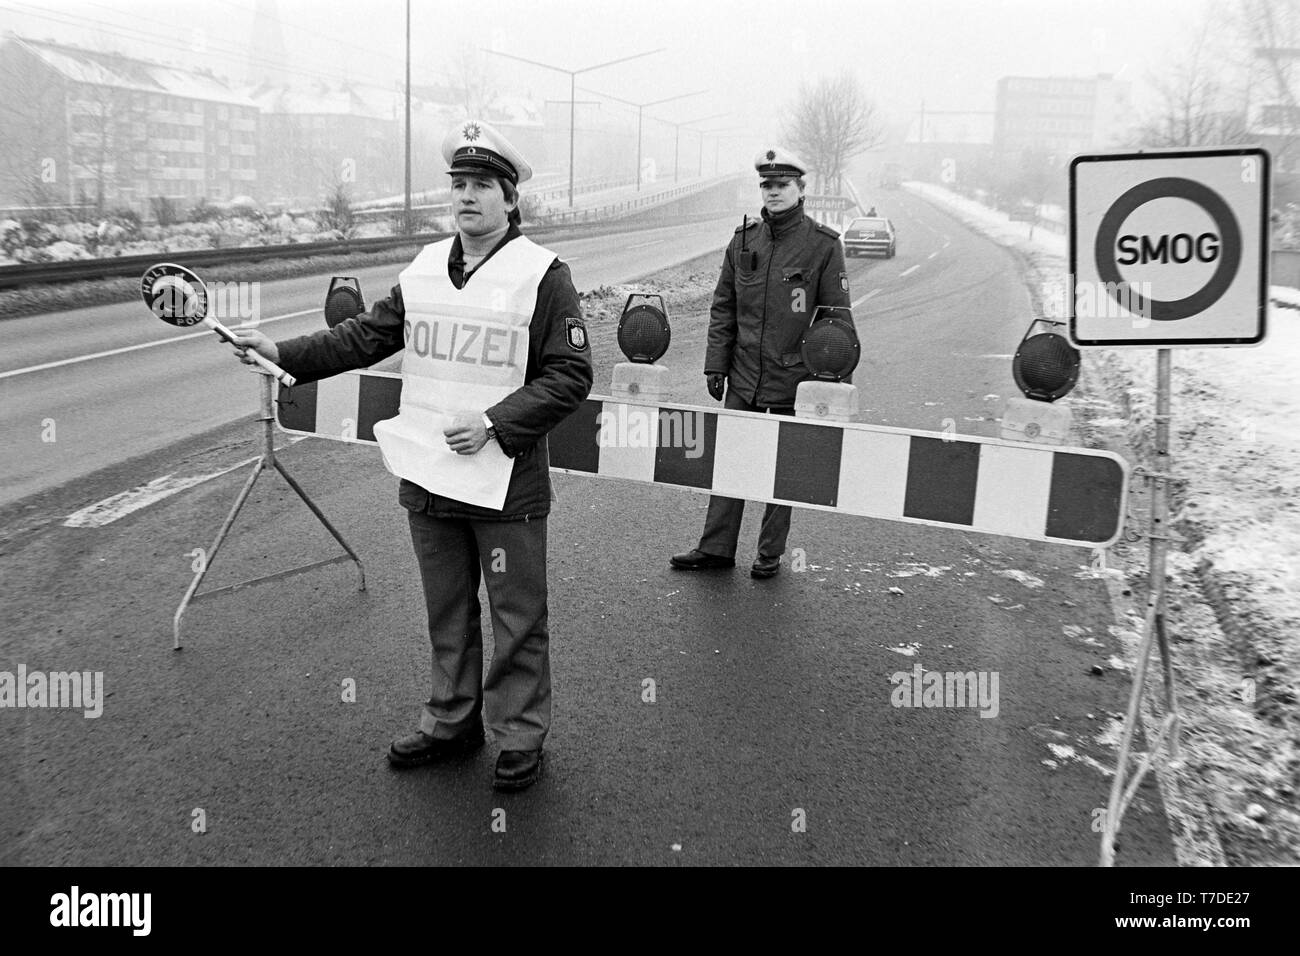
[1069,147,1269,348]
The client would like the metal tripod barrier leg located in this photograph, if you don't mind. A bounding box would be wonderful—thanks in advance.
[173,457,267,650]
[171,373,371,650]
[272,457,366,593]
[1156,611,1180,761]
[1100,605,1158,866]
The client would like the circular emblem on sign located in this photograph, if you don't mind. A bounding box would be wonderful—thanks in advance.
[140,262,207,326]
[1094,177,1241,322]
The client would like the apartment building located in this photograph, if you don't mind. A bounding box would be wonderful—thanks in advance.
[0,35,258,213]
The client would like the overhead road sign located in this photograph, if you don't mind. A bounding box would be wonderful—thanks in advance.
[805,195,852,213]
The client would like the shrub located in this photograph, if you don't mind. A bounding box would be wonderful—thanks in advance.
[150,195,181,226]
[106,207,142,234]
[318,183,356,238]
[518,194,553,226]
[189,197,222,222]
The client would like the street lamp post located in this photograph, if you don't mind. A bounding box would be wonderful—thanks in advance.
[664,113,726,182]
[696,125,744,177]
[579,87,706,191]
[404,0,411,235]
[484,48,664,207]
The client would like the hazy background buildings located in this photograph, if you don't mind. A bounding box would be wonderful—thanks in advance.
[1,0,1298,220]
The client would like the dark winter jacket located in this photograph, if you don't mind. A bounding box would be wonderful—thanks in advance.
[704,201,853,407]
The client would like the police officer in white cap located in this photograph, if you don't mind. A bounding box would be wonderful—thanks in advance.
[671,147,852,578]
[229,119,593,791]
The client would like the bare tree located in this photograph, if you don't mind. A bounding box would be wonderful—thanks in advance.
[67,80,136,214]
[452,50,497,119]
[782,72,885,194]
[1237,0,1300,170]
[1134,13,1251,148]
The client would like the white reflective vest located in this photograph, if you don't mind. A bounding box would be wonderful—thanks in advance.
[373,234,557,510]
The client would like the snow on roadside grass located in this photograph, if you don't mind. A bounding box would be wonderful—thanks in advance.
[907,180,1300,650]
[907,181,1300,864]
[1270,284,1300,310]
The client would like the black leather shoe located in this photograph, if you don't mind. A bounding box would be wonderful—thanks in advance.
[387,722,484,768]
[493,749,544,791]
[750,554,781,578]
[670,549,736,571]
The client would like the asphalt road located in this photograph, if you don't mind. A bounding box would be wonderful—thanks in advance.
[0,215,737,508]
[0,191,1176,865]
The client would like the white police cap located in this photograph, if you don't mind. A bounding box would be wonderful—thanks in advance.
[441,119,533,185]
[754,147,808,179]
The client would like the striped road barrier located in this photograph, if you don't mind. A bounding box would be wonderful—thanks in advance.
[276,370,1127,548]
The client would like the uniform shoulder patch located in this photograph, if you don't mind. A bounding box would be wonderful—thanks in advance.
[564,316,588,351]
[815,222,841,239]
[839,271,850,294]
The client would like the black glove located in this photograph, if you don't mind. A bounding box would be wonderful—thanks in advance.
[706,373,726,401]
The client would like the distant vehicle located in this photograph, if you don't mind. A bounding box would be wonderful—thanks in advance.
[843,217,896,258]
[879,162,902,189]
[1004,199,1038,223]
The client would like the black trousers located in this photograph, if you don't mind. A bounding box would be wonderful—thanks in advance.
[697,389,794,560]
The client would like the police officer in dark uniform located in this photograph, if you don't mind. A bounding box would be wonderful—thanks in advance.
[229,120,593,791]
[671,147,852,578]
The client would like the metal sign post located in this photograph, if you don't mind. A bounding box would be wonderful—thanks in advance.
[1099,348,1180,867]
[173,372,366,649]
[1070,147,1269,865]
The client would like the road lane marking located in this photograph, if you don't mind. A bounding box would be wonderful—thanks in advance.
[851,288,882,308]
[899,265,920,277]
[627,239,665,249]
[928,251,938,259]
[63,438,306,528]
[0,309,319,381]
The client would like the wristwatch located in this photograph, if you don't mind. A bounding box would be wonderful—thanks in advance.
[482,413,497,444]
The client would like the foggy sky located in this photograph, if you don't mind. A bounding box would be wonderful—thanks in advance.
[0,0,1213,158]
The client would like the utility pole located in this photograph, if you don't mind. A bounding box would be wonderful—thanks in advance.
[403,0,411,235]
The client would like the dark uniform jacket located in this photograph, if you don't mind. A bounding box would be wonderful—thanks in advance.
[704,201,852,407]
[276,224,594,521]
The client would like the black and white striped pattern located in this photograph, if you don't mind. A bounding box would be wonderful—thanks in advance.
[277,372,1128,548]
